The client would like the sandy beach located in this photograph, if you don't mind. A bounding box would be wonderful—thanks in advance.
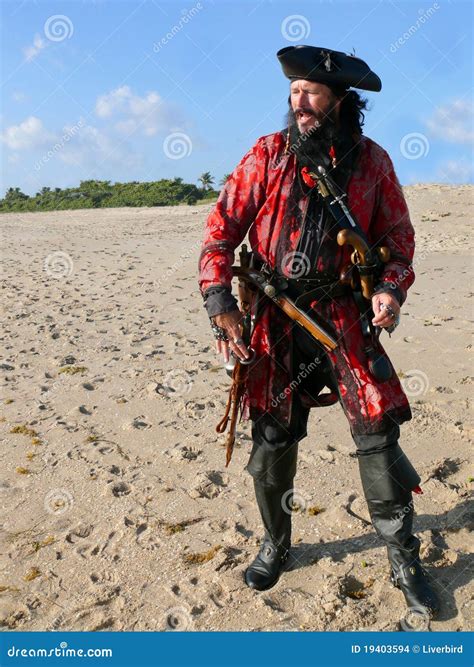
[0,184,472,632]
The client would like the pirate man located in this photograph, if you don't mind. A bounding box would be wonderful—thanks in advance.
[198,45,439,619]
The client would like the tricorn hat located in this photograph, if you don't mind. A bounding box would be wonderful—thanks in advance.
[277,45,382,93]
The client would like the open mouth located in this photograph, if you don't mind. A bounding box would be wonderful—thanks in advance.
[296,111,314,123]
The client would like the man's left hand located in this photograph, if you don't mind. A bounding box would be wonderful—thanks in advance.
[371,292,400,328]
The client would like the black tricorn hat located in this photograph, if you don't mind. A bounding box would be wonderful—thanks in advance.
[277,45,382,93]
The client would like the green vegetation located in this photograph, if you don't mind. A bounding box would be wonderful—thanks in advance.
[198,171,214,191]
[0,177,220,213]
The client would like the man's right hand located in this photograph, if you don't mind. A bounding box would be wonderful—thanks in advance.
[213,309,250,363]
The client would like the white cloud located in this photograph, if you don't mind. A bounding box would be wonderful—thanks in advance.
[1,116,53,150]
[95,85,132,118]
[1,115,138,173]
[425,100,474,145]
[23,33,46,61]
[56,122,139,170]
[95,85,178,137]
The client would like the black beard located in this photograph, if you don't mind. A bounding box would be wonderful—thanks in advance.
[285,107,356,185]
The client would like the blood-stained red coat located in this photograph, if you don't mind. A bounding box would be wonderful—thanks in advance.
[198,131,415,435]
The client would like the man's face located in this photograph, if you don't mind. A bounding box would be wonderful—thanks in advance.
[290,79,341,134]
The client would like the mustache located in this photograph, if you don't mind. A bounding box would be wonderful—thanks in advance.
[294,107,315,116]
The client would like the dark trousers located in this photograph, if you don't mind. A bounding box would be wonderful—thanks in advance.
[245,324,401,489]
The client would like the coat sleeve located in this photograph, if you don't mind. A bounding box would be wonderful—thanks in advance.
[369,149,415,306]
[198,137,268,297]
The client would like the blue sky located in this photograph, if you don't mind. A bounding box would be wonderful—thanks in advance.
[1,0,472,195]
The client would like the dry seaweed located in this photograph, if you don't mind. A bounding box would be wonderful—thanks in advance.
[10,425,38,437]
[24,567,41,582]
[30,536,56,554]
[58,366,88,375]
[307,506,325,516]
[183,545,222,564]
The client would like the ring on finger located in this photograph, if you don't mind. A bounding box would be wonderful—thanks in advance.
[380,303,396,318]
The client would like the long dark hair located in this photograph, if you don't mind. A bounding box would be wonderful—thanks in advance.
[338,89,369,137]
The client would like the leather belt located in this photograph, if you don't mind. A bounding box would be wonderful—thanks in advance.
[286,277,352,306]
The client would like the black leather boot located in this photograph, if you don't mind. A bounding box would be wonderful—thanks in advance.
[244,480,292,591]
[366,496,440,617]
[355,434,440,618]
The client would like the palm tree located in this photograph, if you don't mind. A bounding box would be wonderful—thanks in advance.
[219,173,231,186]
[198,172,214,191]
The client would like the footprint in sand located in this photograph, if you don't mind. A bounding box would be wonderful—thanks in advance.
[135,523,162,552]
[122,415,151,430]
[188,470,229,499]
[111,481,132,497]
[179,400,216,421]
[163,444,203,462]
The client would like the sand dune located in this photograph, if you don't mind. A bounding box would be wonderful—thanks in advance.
[0,185,472,632]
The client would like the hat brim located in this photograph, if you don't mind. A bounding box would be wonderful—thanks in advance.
[277,45,382,92]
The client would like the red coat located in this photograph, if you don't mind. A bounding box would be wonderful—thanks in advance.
[198,131,415,435]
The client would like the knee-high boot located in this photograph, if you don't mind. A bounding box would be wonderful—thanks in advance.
[357,440,440,616]
[365,494,440,616]
[244,478,293,591]
[243,392,309,591]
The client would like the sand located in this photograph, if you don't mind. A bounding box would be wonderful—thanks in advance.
[0,184,472,632]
